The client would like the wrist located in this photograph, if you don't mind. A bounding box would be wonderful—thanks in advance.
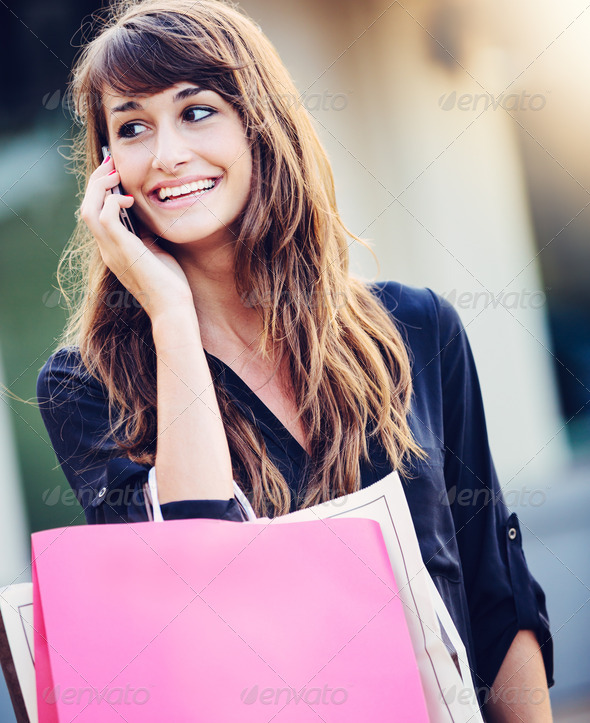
[151,306,202,350]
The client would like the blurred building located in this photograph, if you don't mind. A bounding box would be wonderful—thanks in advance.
[242,1,590,707]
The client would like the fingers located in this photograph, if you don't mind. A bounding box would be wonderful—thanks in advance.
[99,191,134,235]
[79,156,131,239]
[80,157,121,221]
[83,155,116,202]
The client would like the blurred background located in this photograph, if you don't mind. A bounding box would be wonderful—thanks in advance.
[0,0,589,720]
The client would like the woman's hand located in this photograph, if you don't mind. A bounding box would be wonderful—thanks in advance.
[79,155,194,321]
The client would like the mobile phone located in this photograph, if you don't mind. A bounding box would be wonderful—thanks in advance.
[101,145,137,236]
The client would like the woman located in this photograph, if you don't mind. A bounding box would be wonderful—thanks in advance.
[37,0,553,718]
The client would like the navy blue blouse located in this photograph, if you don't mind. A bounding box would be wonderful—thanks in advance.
[36,280,553,703]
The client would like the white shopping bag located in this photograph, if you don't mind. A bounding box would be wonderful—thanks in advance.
[269,472,484,723]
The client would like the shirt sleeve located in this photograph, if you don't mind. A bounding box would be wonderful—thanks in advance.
[36,347,247,525]
[429,289,554,692]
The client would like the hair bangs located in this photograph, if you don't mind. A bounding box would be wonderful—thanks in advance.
[85,12,247,140]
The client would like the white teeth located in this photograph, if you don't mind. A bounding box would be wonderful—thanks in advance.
[157,178,216,201]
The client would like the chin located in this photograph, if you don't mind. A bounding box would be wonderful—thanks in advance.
[158,225,236,248]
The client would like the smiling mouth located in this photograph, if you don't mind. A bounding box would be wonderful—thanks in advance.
[155,177,221,202]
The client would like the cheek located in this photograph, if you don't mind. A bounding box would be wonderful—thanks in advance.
[215,122,252,175]
[227,137,252,189]
[236,149,253,188]
[117,164,141,193]
[113,148,149,191]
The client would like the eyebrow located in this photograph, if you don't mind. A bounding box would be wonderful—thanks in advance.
[110,86,204,114]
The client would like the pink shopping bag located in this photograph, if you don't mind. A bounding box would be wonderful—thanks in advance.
[32,517,429,722]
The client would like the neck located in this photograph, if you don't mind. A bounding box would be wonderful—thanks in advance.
[166,240,265,357]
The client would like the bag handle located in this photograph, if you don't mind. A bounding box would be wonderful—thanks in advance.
[144,467,257,522]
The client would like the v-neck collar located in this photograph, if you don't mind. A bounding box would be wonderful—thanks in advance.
[204,350,311,470]
[203,350,394,510]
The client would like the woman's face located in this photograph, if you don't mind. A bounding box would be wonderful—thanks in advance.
[102,81,253,247]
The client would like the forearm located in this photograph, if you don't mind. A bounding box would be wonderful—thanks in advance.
[151,308,234,504]
[484,629,552,722]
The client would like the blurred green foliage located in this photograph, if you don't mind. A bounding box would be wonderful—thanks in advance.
[0,140,86,533]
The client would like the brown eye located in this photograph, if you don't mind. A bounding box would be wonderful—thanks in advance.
[185,106,216,122]
[117,122,146,139]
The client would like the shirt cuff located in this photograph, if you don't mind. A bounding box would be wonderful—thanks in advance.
[160,498,247,521]
[503,513,554,688]
[147,466,255,522]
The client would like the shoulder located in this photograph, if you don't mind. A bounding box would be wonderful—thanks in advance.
[36,346,108,407]
[365,279,464,350]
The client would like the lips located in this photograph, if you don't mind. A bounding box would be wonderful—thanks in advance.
[149,175,222,207]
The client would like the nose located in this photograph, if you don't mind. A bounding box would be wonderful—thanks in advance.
[151,121,192,174]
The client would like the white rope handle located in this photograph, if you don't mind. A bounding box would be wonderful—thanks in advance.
[147,467,164,521]
[146,466,256,522]
[232,481,257,521]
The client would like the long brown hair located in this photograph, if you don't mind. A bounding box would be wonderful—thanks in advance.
[57,0,427,517]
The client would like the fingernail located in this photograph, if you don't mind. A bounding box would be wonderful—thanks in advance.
[124,194,133,198]
[102,155,111,164]
[108,169,117,175]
